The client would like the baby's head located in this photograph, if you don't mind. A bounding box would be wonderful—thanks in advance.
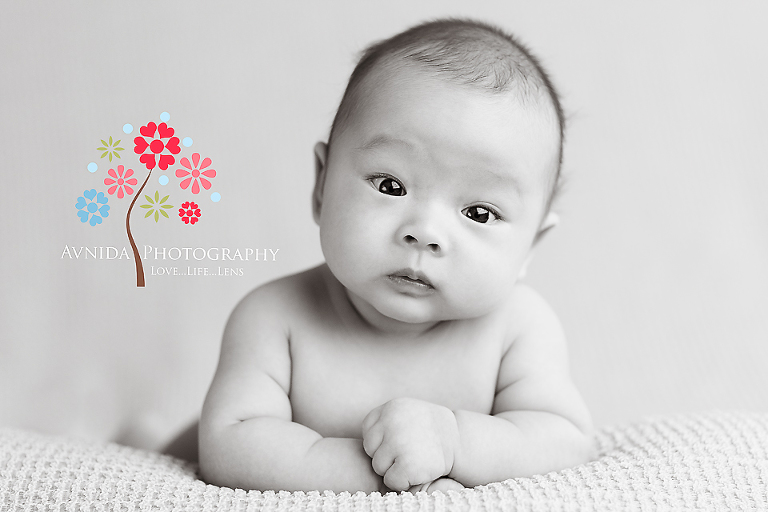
[313,18,565,327]
[327,18,565,214]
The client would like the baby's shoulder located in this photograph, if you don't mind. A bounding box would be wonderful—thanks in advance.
[230,264,330,324]
[499,283,564,347]
[504,283,556,317]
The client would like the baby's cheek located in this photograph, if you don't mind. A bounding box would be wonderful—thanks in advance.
[332,218,376,261]
[470,247,519,286]
[463,261,516,303]
[322,216,382,290]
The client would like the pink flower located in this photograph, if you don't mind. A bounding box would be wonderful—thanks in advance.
[176,153,216,194]
[104,165,138,199]
[133,122,181,170]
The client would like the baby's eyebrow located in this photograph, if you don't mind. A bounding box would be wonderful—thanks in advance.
[353,134,524,191]
[474,165,519,186]
[354,134,414,153]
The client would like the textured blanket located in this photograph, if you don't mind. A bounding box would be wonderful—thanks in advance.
[1,411,767,511]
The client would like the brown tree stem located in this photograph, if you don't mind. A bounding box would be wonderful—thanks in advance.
[126,170,153,287]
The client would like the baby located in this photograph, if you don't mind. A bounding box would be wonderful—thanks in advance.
[198,18,595,493]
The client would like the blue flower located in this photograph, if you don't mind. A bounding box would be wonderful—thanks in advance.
[76,189,110,226]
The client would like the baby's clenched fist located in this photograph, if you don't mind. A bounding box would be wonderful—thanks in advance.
[361,397,461,491]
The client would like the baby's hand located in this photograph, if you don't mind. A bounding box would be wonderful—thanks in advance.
[361,397,460,491]
[408,477,466,494]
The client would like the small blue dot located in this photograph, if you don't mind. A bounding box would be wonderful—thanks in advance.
[211,192,221,203]
[160,112,170,123]
[87,162,98,173]
[158,175,169,186]
[122,124,133,134]
[182,137,193,147]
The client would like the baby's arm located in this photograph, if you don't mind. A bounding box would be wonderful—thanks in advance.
[199,284,382,493]
[360,286,594,491]
[448,286,595,486]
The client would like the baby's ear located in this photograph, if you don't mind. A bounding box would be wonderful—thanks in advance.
[312,142,329,225]
[518,211,559,280]
[533,211,559,247]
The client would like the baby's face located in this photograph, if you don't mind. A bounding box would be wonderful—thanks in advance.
[316,64,560,327]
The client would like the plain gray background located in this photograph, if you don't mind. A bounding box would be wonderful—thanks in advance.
[1,1,767,449]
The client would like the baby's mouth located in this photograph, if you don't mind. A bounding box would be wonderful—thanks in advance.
[387,269,435,290]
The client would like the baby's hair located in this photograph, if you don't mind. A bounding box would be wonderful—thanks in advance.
[327,17,566,214]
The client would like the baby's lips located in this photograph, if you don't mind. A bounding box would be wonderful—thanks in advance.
[390,268,435,287]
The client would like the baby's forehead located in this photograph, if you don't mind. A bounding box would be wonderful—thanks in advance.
[353,61,559,139]
[350,65,559,181]
[349,50,559,134]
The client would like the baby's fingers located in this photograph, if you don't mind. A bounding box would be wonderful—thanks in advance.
[361,406,382,436]
[362,425,384,458]
[371,447,395,477]
[383,459,412,491]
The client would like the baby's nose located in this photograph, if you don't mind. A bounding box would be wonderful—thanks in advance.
[402,233,441,254]
[396,203,449,255]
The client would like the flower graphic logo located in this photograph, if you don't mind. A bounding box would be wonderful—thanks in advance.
[77,112,223,286]
[176,153,216,194]
[75,189,110,226]
[179,201,201,225]
[133,122,181,171]
[104,165,138,199]
[140,191,174,222]
[97,136,124,162]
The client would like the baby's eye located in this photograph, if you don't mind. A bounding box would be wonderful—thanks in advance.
[462,205,500,224]
[369,175,406,196]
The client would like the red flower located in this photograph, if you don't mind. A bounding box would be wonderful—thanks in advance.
[176,153,216,194]
[104,165,138,198]
[133,122,181,171]
[179,201,201,225]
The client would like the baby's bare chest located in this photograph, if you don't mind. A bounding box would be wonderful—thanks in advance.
[287,323,505,438]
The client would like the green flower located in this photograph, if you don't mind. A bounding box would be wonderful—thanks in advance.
[97,136,124,162]
[140,191,174,222]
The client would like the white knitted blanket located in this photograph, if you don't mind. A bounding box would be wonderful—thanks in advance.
[1,411,767,511]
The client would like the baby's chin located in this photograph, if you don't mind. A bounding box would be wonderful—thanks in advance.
[350,293,447,331]
[338,273,500,329]
[370,294,485,326]
[376,304,442,326]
